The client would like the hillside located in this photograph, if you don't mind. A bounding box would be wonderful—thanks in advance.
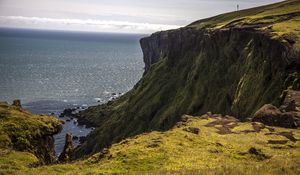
[0,101,62,164]
[75,0,300,157]
[1,1,300,174]
[1,114,300,174]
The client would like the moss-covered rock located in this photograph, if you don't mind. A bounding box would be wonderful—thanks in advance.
[0,101,63,164]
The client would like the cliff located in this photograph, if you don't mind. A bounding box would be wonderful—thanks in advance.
[1,1,300,174]
[75,0,300,157]
[0,101,63,164]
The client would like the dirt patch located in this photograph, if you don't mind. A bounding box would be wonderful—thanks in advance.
[240,123,266,133]
[268,140,289,144]
[215,126,233,135]
[146,137,162,148]
[240,130,257,133]
[252,123,265,132]
[266,127,275,132]
[146,143,160,148]
[205,116,239,135]
[248,147,271,160]
[265,131,298,142]
[183,127,200,134]
[278,132,298,142]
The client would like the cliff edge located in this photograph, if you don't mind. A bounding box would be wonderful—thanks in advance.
[0,101,63,164]
[75,0,300,157]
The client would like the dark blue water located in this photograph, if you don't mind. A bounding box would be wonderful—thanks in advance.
[0,28,145,155]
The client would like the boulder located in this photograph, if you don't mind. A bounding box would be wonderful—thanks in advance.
[58,133,74,162]
[183,127,200,134]
[72,136,79,140]
[252,104,297,128]
[285,100,296,112]
[59,108,76,118]
[12,99,22,108]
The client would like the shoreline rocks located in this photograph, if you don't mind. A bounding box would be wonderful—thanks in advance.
[58,133,74,162]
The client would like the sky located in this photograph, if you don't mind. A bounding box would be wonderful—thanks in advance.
[0,0,283,34]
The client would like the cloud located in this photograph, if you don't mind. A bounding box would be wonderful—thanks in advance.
[0,16,182,33]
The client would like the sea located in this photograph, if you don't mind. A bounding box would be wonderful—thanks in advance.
[0,27,145,156]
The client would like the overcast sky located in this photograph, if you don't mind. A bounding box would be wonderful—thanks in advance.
[0,0,282,33]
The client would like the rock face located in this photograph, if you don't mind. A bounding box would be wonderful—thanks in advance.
[140,31,169,72]
[75,1,300,157]
[58,133,74,162]
[252,104,297,128]
[12,99,22,108]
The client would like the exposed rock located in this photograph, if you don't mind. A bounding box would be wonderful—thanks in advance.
[59,108,76,118]
[146,143,160,148]
[12,99,22,108]
[268,140,289,144]
[88,148,111,164]
[252,104,297,128]
[79,136,87,144]
[183,127,200,134]
[58,133,74,162]
[248,147,270,160]
[205,115,238,135]
[72,136,79,140]
[285,100,296,112]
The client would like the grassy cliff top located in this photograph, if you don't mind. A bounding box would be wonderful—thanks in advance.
[0,102,62,151]
[188,0,300,50]
[2,114,299,174]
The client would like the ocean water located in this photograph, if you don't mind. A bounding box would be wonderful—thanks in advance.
[0,28,145,155]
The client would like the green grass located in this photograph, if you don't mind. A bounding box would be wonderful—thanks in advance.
[188,0,300,51]
[0,102,62,163]
[1,115,299,174]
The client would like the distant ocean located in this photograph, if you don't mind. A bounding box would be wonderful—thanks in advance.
[0,27,145,155]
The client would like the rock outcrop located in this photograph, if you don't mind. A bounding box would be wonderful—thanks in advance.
[0,102,63,164]
[12,99,22,108]
[252,104,297,128]
[58,133,74,162]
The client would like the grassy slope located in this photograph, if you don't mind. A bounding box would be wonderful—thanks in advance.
[2,115,300,174]
[188,0,300,50]
[0,102,62,163]
[75,0,300,156]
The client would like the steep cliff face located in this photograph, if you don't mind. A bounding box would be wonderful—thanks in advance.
[139,27,298,118]
[75,0,300,157]
[0,102,63,164]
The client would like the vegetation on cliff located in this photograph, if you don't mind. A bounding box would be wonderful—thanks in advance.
[0,101,62,164]
[75,0,300,157]
[1,1,300,174]
[1,114,300,174]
